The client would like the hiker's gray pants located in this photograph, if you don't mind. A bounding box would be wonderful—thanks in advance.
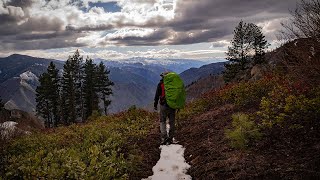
[160,105,175,139]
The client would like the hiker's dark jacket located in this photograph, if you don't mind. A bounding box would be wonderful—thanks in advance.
[154,80,166,107]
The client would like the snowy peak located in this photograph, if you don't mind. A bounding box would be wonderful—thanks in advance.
[19,71,39,88]
[20,71,39,82]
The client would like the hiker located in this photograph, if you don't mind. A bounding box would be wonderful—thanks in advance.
[154,72,186,145]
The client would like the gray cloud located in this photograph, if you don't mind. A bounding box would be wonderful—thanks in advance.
[103,28,170,46]
[98,0,299,46]
[0,33,86,51]
[6,0,34,8]
[0,0,300,51]
[161,0,298,45]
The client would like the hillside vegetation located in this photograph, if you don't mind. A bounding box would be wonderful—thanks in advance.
[175,37,320,179]
[176,75,320,178]
[1,108,160,179]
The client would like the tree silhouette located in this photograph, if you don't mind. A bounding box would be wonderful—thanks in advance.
[96,62,114,115]
[224,20,269,82]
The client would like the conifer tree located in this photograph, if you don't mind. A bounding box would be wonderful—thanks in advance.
[36,62,60,127]
[47,62,60,127]
[224,20,269,82]
[83,58,99,119]
[61,50,84,124]
[96,62,114,115]
[73,50,84,120]
[61,58,76,124]
[36,72,51,127]
[0,98,5,111]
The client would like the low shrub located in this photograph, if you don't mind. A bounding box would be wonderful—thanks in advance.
[2,108,156,179]
[220,77,276,108]
[257,84,320,128]
[225,113,261,149]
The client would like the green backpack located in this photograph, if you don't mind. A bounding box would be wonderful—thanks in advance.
[163,72,186,109]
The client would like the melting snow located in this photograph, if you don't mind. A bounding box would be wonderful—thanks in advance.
[310,46,315,56]
[0,121,31,139]
[0,121,18,139]
[143,144,192,180]
[20,71,38,82]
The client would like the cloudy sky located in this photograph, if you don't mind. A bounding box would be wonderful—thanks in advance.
[0,0,299,60]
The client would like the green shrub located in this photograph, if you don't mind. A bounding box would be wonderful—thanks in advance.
[220,77,276,108]
[257,85,320,128]
[177,98,209,121]
[177,77,277,123]
[87,110,101,122]
[2,108,156,179]
[225,113,261,149]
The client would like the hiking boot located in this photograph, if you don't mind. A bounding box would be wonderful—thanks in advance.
[167,137,173,145]
[160,138,167,145]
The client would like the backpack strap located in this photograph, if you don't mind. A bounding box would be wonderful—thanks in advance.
[160,82,166,103]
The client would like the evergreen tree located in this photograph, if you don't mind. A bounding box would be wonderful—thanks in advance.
[61,50,84,124]
[61,58,76,124]
[224,20,269,82]
[47,62,60,127]
[96,62,114,115]
[253,25,268,64]
[0,98,5,111]
[83,58,99,119]
[73,50,84,120]
[36,62,60,127]
[36,72,51,127]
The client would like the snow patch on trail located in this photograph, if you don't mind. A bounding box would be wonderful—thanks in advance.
[143,144,192,180]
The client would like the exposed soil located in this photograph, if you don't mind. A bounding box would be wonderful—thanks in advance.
[129,120,161,180]
[176,104,320,180]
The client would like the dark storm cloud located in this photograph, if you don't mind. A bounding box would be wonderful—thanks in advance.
[98,0,299,46]
[162,0,299,44]
[104,29,170,46]
[0,0,88,51]
[6,0,34,8]
[0,32,86,51]
[0,16,65,36]
[0,0,301,50]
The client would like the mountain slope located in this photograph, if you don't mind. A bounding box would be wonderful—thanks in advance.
[180,62,225,86]
[175,39,320,179]
[185,75,224,102]
[1,71,39,113]
[0,54,64,83]
[2,54,216,113]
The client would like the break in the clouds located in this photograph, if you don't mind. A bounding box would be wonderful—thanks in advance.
[0,0,299,59]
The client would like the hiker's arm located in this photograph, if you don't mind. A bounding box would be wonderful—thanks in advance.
[154,83,161,109]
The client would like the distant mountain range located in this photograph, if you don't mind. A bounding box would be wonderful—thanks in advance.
[95,57,213,74]
[180,62,225,86]
[0,54,225,115]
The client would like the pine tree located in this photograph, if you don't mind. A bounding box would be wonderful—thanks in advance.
[61,50,84,124]
[36,62,61,127]
[96,62,114,115]
[61,58,76,124]
[0,98,5,111]
[224,20,269,82]
[47,62,60,127]
[36,72,51,127]
[253,25,268,64]
[73,50,84,120]
[83,58,99,119]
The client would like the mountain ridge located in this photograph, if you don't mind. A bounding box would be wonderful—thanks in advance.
[0,54,222,114]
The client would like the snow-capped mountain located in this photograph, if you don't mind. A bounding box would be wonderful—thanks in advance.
[0,54,224,114]
[95,57,218,73]
[2,71,40,113]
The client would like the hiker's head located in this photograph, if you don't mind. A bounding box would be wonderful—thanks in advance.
[160,71,170,78]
